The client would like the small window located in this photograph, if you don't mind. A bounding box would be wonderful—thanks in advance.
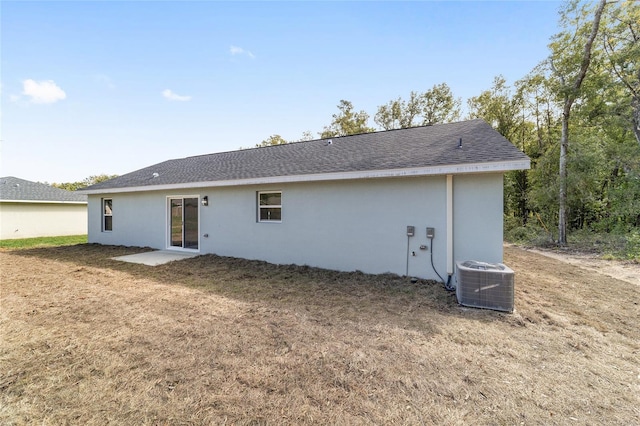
[258,191,281,222]
[103,198,113,231]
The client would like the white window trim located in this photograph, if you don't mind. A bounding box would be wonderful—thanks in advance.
[102,198,113,232]
[257,191,282,223]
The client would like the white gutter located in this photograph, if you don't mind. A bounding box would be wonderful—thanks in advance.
[82,159,531,195]
[446,174,454,276]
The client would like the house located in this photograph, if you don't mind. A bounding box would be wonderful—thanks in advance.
[82,119,530,280]
[0,177,88,239]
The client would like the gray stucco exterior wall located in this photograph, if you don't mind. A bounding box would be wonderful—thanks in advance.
[88,173,503,280]
[452,174,504,265]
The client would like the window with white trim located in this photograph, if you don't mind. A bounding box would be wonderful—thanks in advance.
[103,198,113,231]
[258,191,281,222]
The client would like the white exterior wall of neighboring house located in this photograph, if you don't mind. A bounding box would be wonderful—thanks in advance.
[0,202,87,239]
[88,173,503,280]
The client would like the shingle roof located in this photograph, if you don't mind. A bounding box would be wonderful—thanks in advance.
[86,119,529,192]
[0,177,88,203]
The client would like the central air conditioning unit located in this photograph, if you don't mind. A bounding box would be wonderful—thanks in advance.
[455,261,515,312]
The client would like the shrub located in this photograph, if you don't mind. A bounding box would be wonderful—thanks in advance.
[504,218,552,246]
[625,231,640,261]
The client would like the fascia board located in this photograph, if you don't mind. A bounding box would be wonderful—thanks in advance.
[81,159,531,195]
[0,200,87,204]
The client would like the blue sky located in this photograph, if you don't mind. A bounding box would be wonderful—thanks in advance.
[1,1,562,183]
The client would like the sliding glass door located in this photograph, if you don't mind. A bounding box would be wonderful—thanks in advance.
[169,197,199,250]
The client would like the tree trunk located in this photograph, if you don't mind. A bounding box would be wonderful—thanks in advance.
[556,0,607,245]
[633,93,640,146]
[558,108,570,244]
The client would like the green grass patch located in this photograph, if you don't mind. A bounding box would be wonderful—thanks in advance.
[0,235,87,250]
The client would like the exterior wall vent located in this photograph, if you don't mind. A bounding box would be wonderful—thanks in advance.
[455,261,514,312]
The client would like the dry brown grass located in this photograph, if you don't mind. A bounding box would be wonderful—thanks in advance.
[1,244,638,425]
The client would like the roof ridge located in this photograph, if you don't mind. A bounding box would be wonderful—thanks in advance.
[182,119,483,160]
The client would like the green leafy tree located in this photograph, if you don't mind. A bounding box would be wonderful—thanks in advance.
[254,130,315,149]
[374,91,422,130]
[374,83,460,130]
[574,0,640,232]
[547,0,607,244]
[256,134,288,147]
[52,174,118,191]
[467,76,534,225]
[519,72,563,234]
[421,83,461,125]
[297,130,314,142]
[467,76,524,141]
[516,71,562,157]
[320,100,375,138]
[523,1,640,236]
[601,0,640,145]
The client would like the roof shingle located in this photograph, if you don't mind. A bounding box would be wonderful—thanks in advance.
[0,177,88,203]
[86,119,529,192]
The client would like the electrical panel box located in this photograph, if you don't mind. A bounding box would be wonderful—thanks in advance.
[426,227,435,239]
[406,226,415,236]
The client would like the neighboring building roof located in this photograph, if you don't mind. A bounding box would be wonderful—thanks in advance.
[84,119,530,194]
[0,177,88,203]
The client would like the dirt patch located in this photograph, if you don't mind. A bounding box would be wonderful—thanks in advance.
[511,244,640,285]
[1,244,639,424]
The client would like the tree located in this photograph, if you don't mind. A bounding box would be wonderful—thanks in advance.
[254,130,314,149]
[52,174,118,191]
[374,91,422,130]
[320,100,375,138]
[516,71,561,157]
[297,130,314,142]
[256,134,288,147]
[374,83,461,130]
[548,0,607,244]
[467,76,524,141]
[519,1,640,236]
[601,0,640,145]
[468,76,533,225]
[421,83,461,125]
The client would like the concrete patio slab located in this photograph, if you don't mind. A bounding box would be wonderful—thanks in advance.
[112,250,199,266]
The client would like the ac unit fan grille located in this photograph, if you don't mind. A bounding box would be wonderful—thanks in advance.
[456,261,514,312]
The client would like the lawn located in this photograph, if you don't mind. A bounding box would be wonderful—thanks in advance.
[0,235,87,250]
[0,244,638,424]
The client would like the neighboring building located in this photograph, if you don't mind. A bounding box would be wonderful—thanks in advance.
[82,119,530,280]
[0,177,88,239]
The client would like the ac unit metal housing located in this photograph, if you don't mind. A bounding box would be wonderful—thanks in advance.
[455,261,515,312]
